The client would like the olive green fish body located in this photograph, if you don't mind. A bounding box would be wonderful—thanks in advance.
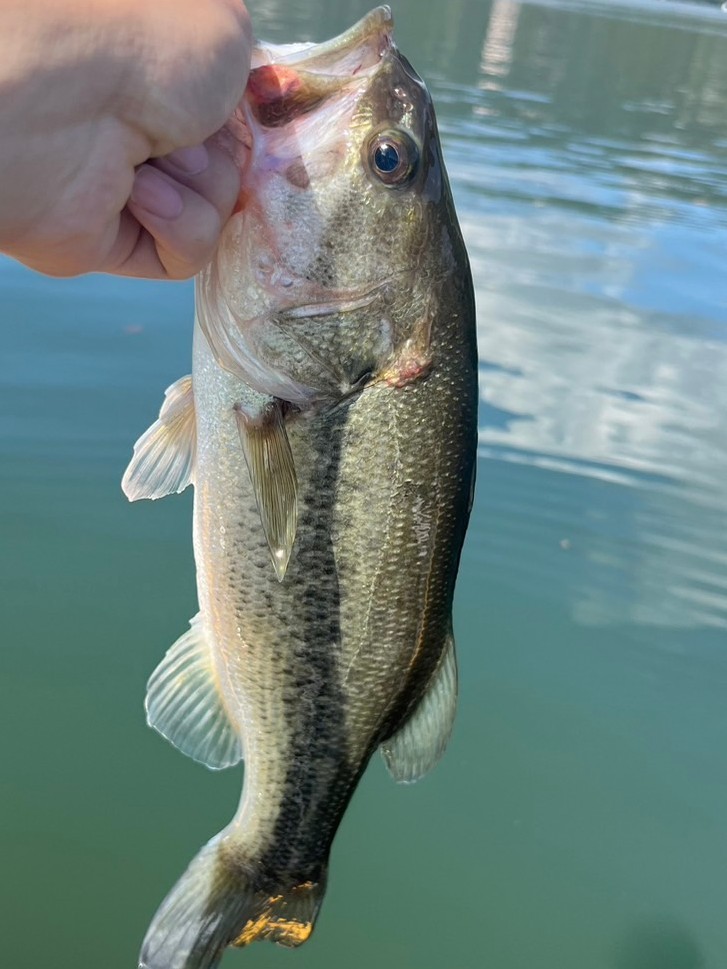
[190,260,476,879]
[123,9,477,968]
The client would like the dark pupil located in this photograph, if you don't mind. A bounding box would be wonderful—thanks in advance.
[374,142,401,173]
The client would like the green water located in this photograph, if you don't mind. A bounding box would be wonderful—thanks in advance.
[2,1,727,967]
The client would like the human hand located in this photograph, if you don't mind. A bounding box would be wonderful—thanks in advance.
[0,0,252,279]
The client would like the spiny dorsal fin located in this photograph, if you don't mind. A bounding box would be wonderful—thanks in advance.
[381,630,458,784]
[234,398,298,582]
[122,375,196,501]
[145,614,242,771]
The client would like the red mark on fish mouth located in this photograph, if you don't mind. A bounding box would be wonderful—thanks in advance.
[246,65,335,128]
[247,66,303,104]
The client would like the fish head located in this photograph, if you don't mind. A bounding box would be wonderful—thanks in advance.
[199,6,464,404]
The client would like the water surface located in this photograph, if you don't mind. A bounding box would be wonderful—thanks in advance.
[2,1,727,967]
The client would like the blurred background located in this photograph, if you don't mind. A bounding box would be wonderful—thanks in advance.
[2,1,727,967]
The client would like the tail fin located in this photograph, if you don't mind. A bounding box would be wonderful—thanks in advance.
[139,834,327,969]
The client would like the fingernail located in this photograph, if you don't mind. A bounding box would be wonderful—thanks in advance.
[164,144,209,175]
[131,166,184,219]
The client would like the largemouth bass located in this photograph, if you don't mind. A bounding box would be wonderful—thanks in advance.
[122,7,477,969]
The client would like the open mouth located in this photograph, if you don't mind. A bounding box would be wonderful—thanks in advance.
[223,7,396,163]
[245,7,396,130]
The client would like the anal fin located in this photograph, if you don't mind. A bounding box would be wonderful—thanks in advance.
[122,374,196,501]
[381,630,458,784]
[146,614,242,771]
[234,398,298,582]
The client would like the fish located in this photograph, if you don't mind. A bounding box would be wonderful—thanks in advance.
[122,7,478,969]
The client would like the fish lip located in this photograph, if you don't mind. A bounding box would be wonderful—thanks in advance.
[252,6,394,75]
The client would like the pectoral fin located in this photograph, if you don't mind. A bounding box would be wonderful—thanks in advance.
[145,614,242,770]
[234,398,298,582]
[122,375,196,501]
[381,631,458,784]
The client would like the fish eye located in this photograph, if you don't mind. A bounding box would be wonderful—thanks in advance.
[367,130,419,187]
[374,143,400,173]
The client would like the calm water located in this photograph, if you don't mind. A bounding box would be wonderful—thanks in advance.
[2,1,727,967]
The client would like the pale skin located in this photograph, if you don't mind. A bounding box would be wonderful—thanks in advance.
[0,0,252,278]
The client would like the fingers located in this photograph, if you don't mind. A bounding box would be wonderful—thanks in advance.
[103,139,241,279]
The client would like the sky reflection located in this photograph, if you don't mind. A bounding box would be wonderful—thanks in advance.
[442,0,727,630]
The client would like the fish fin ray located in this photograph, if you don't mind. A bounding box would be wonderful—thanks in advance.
[234,399,298,582]
[122,375,196,501]
[381,629,458,784]
[140,833,327,968]
[145,615,242,771]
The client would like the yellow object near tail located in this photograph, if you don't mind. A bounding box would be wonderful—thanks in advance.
[139,833,327,969]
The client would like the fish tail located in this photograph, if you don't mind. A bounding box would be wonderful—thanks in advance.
[139,832,328,969]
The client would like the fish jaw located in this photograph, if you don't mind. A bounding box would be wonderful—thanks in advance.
[251,6,394,75]
[218,5,395,201]
[230,4,396,192]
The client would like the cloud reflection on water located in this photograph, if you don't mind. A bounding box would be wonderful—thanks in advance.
[440,0,727,630]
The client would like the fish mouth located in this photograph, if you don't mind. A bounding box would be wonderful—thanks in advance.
[226,9,395,174]
[245,8,395,132]
[251,6,394,77]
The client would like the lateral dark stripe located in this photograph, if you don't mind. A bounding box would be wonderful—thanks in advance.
[255,403,355,887]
